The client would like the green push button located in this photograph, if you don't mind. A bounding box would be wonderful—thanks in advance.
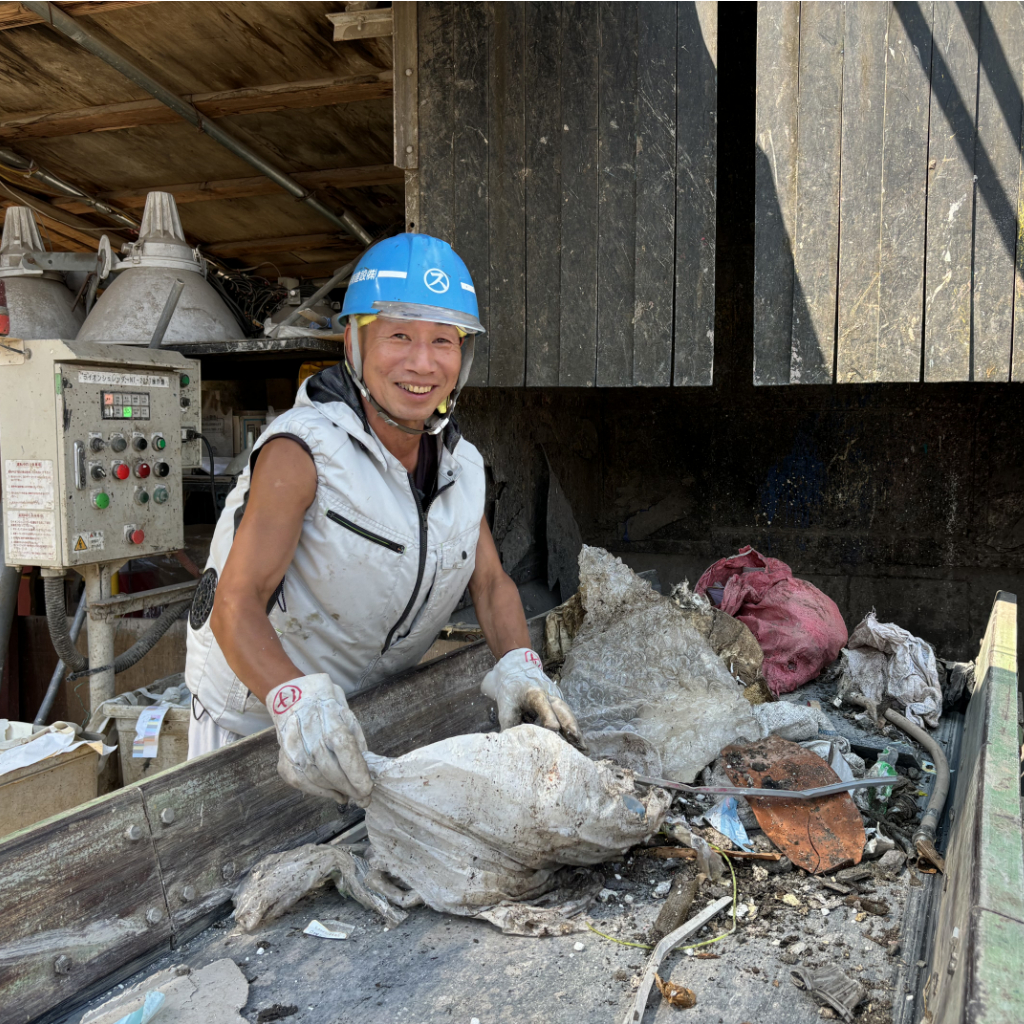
[122,406,133,418]
[93,492,110,509]
[153,486,169,504]
[154,436,166,450]
[180,374,190,387]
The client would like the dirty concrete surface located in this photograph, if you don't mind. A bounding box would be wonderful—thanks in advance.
[68,836,925,1024]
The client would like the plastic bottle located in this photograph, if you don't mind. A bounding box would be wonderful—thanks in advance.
[867,746,898,811]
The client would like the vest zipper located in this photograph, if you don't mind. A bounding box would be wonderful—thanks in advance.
[381,474,458,655]
[326,510,405,553]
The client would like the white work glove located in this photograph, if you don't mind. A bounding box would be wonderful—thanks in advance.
[480,648,585,748]
[267,673,374,807]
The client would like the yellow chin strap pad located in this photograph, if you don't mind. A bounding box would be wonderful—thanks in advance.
[352,314,459,415]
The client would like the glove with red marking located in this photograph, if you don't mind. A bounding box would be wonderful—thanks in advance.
[480,648,585,748]
[266,673,373,806]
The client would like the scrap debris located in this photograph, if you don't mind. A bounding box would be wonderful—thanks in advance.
[654,974,697,1008]
[721,736,866,874]
[790,964,867,1022]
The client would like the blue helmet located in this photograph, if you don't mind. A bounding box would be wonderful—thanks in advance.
[339,233,484,435]
[341,233,485,334]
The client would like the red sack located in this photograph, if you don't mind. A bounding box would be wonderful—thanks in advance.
[695,547,847,696]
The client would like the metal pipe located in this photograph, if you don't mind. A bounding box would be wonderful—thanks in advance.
[844,693,951,872]
[149,278,185,347]
[34,588,87,726]
[633,773,899,803]
[0,145,139,231]
[276,257,361,330]
[23,2,373,246]
[0,498,21,687]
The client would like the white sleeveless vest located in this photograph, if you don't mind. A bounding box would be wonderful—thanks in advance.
[184,370,485,735]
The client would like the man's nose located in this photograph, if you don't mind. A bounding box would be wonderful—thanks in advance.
[405,338,437,373]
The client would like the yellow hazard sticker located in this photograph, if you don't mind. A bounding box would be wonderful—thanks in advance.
[72,531,104,553]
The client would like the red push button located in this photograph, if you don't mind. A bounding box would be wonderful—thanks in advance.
[113,463,130,480]
[136,462,151,479]
[130,529,145,545]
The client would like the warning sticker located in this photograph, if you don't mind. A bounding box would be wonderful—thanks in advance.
[72,531,104,553]
[6,509,57,563]
[4,460,55,510]
[78,370,169,388]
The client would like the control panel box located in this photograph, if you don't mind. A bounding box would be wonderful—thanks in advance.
[0,338,200,569]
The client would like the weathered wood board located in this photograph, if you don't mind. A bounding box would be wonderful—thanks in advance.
[0,617,544,1024]
[756,1,1024,384]
[417,2,718,387]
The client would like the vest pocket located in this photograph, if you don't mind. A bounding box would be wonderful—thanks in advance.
[326,510,406,553]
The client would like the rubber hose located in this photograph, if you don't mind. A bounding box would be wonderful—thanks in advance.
[44,575,88,672]
[846,692,950,871]
[112,600,189,674]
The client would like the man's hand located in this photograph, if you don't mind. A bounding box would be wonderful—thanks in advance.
[480,648,585,748]
[268,673,374,806]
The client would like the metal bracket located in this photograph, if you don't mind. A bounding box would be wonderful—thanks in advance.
[88,579,198,621]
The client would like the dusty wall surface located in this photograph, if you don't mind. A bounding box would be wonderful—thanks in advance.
[455,7,1024,662]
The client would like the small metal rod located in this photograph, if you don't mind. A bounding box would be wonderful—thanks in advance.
[633,774,898,802]
[149,278,185,347]
[275,257,362,330]
[21,2,372,245]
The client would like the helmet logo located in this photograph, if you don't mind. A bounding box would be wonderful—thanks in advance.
[424,268,450,294]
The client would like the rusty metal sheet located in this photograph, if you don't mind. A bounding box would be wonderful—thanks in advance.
[721,735,865,874]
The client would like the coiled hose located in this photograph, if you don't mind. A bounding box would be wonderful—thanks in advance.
[44,576,190,680]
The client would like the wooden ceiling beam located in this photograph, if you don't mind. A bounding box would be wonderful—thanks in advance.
[50,164,405,214]
[205,233,363,259]
[0,1,152,32]
[246,258,363,281]
[0,70,394,141]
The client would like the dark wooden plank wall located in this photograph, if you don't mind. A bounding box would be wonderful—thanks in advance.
[754,1,1024,385]
[418,2,718,387]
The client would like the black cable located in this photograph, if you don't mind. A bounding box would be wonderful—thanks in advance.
[188,430,220,520]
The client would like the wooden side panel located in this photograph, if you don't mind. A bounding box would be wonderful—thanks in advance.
[416,2,455,242]
[973,2,1024,382]
[524,1,563,388]
[487,2,527,386]
[875,0,932,383]
[790,1,845,385]
[632,1,677,387]
[141,734,342,936]
[674,1,717,386]
[923,1,980,382]
[452,1,491,384]
[0,789,170,1024]
[596,1,638,386]
[753,1,801,385]
[835,2,888,383]
[559,1,600,386]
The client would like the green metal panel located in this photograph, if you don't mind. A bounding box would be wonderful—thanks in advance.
[931,591,1024,1024]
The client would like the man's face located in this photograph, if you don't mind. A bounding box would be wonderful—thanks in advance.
[347,316,463,426]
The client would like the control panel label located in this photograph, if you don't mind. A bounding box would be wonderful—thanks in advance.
[78,370,170,388]
[72,530,104,553]
[6,509,56,563]
[4,459,54,510]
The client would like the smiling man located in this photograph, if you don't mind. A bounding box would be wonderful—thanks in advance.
[183,233,581,806]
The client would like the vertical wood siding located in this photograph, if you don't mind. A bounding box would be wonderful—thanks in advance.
[418,1,718,387]
[754,1,1024,384]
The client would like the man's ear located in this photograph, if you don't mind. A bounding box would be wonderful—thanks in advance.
[343,321,352,362]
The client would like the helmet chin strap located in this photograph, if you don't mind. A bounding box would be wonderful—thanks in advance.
[347,317,450,437]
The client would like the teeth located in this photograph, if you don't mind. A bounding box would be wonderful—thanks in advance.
[398,383,433,394]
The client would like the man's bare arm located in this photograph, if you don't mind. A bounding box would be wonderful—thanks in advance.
[209,437,317,703]
[468,516,532,658]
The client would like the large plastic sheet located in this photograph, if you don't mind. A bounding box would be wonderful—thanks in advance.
[841,611,943,728]
[363,724,671,915]
[556,547,763,782]
[695,547,848,695]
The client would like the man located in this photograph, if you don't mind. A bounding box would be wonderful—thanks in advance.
[185,233,581,806]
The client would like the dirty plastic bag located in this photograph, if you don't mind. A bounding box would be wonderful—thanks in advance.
[363,724,671,915]
[556,547,763,783]
[841,611,943,728]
